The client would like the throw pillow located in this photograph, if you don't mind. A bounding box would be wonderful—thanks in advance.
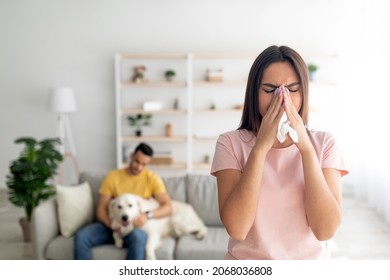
[56,182,94,238]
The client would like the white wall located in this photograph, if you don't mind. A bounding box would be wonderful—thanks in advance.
[0,0,362,187]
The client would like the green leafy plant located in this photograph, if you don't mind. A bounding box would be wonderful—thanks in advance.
[127,114,153,136]
[307,63,318,72]
[307,63,318,81]
[6,137,63,222]
[164,69,176,81]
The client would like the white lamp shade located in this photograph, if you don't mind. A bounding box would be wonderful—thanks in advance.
[48,87,77,113]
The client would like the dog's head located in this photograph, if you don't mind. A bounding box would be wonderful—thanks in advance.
[109,194,142,227]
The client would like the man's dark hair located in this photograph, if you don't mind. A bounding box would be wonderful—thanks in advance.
[134,142,154,157]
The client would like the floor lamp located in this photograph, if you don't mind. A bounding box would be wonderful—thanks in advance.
[48,87,80,184]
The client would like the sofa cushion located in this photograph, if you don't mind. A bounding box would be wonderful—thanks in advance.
[79,171,105,221]
[46,236,74,260]
[46,236,130,260]
[56,182,94,237]
[186,174,222,226]
[162,176,187,202]
[93,236,176,260]
[175,227,229,260]
[45,235,176,260]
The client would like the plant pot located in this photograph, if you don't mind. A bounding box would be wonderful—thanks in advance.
[309,71,317,81]
[19,217,31,243]
[135,129,142,137]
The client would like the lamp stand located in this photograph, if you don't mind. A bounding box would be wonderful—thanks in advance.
[56,113,79,184]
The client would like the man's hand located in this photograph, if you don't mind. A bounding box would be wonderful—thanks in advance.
[133,213,148,228]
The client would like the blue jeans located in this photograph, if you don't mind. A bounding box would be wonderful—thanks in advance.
[74,222,148,260]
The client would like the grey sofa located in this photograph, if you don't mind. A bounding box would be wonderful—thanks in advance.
[31,171,229,260]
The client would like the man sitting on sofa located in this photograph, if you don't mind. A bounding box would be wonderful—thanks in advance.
[74,142,173,259]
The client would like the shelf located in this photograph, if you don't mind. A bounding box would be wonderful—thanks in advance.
[120,81,187,88]
[192,52,257,59]
[119,53,187,60]
[192,163,212,170]
[149,162,187,169]
[115,52,256,173]
[121,109,187,116]
[193,80,247,87]
[193,109,242,114]
[122,136,187,142]
[193,136,218,141]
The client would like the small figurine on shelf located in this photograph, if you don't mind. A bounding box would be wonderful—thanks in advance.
[164,69,176,82]
[132,65,147,83]
[127,114,152,137]
[173,98,179,110]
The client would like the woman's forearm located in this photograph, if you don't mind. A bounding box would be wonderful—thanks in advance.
[301,147,342,240]
[219,146,267,240]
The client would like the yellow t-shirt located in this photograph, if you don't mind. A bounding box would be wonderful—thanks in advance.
[99,168,166,199]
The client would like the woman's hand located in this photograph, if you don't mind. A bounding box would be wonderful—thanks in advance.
[282,87,312,152]
[255,89,285,151]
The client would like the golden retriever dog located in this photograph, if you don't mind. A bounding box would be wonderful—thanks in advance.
[108,193,207,260]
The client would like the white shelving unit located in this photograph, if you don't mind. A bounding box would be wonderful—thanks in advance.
[190,52,256,173]
[115,53,191,176]
[115,51,337,176]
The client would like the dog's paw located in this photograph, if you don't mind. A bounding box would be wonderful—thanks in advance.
[195,227,208,240]
[195,232,205,240]
[114,239,124,248]
[115,241,124,248]
[145,251,157,260]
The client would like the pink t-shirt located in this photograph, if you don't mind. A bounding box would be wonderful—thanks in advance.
[211,129,348,260]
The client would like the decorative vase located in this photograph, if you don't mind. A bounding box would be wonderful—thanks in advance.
[309,71,317,81]
[165,123,173,137]
[19,217,31,242]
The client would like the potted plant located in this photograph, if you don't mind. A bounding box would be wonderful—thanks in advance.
[307,63,318,81]
[164,69,176,82]
[6,137,63,242]
[127,114,153,136]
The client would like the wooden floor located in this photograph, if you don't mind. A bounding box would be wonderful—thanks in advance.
[1,189,390,260]
[0,189,32,259]
[328,192,390,259]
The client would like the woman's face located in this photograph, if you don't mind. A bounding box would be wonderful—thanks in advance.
[259,62,302,117]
